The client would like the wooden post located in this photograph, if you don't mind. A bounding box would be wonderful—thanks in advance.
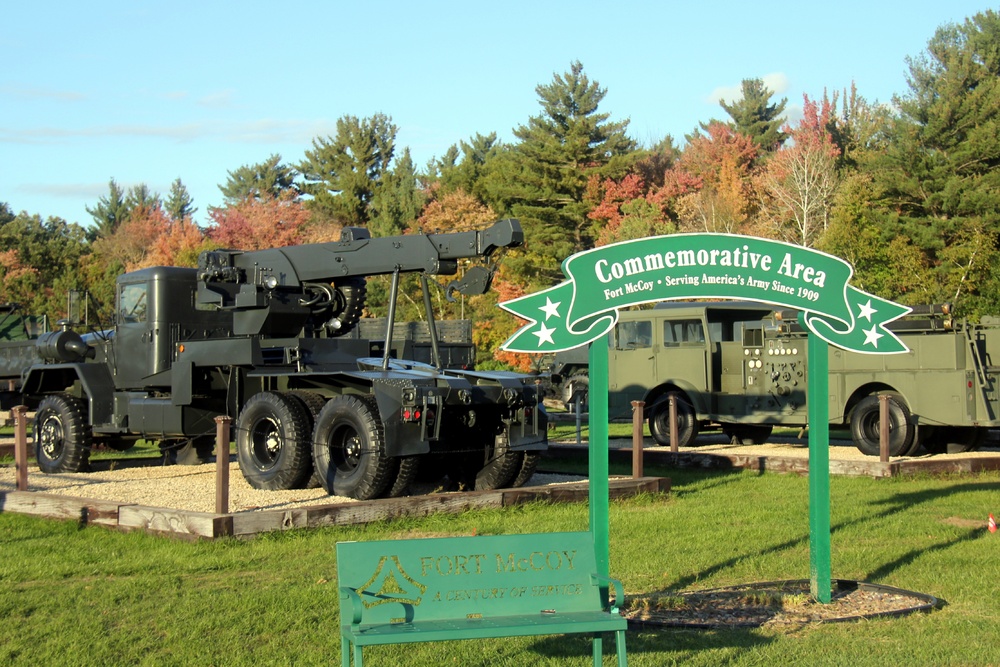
[631,400,644,478]
[668,393,679,453]
[13,405,28,492]
[215,416,231,515]
[879,394,889,463]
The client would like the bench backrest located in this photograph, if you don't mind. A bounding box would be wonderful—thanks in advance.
[336,531,601,625]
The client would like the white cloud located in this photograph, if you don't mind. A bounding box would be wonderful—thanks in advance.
[0,85,86,102]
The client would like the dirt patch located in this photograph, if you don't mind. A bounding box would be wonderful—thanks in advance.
[624,579,936,628]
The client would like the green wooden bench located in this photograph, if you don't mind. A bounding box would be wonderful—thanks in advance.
[336,531,628,666]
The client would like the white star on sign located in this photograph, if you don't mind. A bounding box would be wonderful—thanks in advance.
[534,323,556,346]
[862,325,883,348]
[857,299,877,322]
[539,297,561,320]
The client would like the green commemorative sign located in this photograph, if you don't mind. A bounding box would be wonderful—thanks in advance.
[500,233,911,355]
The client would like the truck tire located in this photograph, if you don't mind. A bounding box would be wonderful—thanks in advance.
[236,392,313,490]
[510,452,541,488]
[850,393,915,457]
[34,393,91,474]
[446,435,522,491]
[386,456,420,497]
[722,424,773,445]
[311,395,393,500]
[918,425,985,454]
[648,392,699,448]
[287,390,328,488]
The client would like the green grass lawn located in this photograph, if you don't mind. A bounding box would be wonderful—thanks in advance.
[2,463,999,666]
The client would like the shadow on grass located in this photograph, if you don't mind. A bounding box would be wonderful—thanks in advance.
[523,625,774,664]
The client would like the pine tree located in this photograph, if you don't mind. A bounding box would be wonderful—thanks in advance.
[873,9,1000,315]
[506,61,636,286]
[165,178,197,222]
[218,154,299,204]
[86,178,129,238]
[298,114,397,227]
[717,78,788,151]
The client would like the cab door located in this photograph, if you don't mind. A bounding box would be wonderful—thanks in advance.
[608,317,656,413]
[113,280,154,388]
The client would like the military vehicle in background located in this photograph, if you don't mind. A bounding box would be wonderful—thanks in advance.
[0,219,547,500]
[597,301,999,456]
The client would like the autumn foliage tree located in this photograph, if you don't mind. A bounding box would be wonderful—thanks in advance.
[208,190,311,251]
[672,122,760,234]
[758,95,841,247]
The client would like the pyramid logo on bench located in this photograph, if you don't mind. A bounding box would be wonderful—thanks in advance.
[358,556,427,609]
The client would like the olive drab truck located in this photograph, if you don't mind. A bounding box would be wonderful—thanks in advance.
[605,301,1000,456]
[0,219,547,500]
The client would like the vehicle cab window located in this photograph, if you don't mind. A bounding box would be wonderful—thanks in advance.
[119,283,148,324]
[663,318,705,346]
[616,320,652,349]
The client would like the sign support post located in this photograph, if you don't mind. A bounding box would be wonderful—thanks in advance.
[588,337,611,603]
[807,331,832,603]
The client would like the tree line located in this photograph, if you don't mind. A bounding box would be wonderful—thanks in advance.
[3,10,1000,370]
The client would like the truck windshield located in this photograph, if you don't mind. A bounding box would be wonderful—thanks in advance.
[119,283,148,324]
[663,319,705,345]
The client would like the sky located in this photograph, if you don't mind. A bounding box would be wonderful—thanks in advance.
[2,1,995,229]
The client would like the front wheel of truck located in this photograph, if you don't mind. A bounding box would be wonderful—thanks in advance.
[648,392,699,448]
[34,393,92,474]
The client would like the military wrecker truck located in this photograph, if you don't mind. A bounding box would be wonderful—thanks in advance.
[602,301,1000,456]
[0,219,547,500]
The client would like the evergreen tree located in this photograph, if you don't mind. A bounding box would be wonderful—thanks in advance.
[124,183,160,212]
[298,114,397,227]
[218,154,299,204]
[368,148,425,237]
[873,9,1000,315]
[506,61,636,286]
[85,178,129,238]
[717,78,788,151]
[0,202,14,224]
[165,178,197,222]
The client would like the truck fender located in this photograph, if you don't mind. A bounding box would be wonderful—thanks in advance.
[644,380,705,417]
[21,363,115,426]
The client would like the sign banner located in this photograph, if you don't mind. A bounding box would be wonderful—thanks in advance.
[500,233,911,354]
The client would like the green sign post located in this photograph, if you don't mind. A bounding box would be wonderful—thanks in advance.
[500,233,910,602]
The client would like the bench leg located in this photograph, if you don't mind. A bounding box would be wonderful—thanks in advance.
[341,639,349,667]
[592,634,603,666]
[616,629,628,667]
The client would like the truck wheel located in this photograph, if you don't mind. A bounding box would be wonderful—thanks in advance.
[34,393,91,474]
[648,392,699,448]
[287,390,328,488]
[722,424,773,445]
[386,456,420,497]
[236,392,313,490]
[311,395,392,500]
[850,394,915,457]
[510,452,541,488]
[446,436,522,491]
[919,426,984,454]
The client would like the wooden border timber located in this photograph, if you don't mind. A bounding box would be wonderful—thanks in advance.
[0,476,670,540]
[545,443,1000,479]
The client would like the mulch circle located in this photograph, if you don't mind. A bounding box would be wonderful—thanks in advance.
[624,579,938,628]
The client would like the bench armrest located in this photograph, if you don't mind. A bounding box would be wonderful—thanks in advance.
[590,573,626,614]
[340,587,364,627]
